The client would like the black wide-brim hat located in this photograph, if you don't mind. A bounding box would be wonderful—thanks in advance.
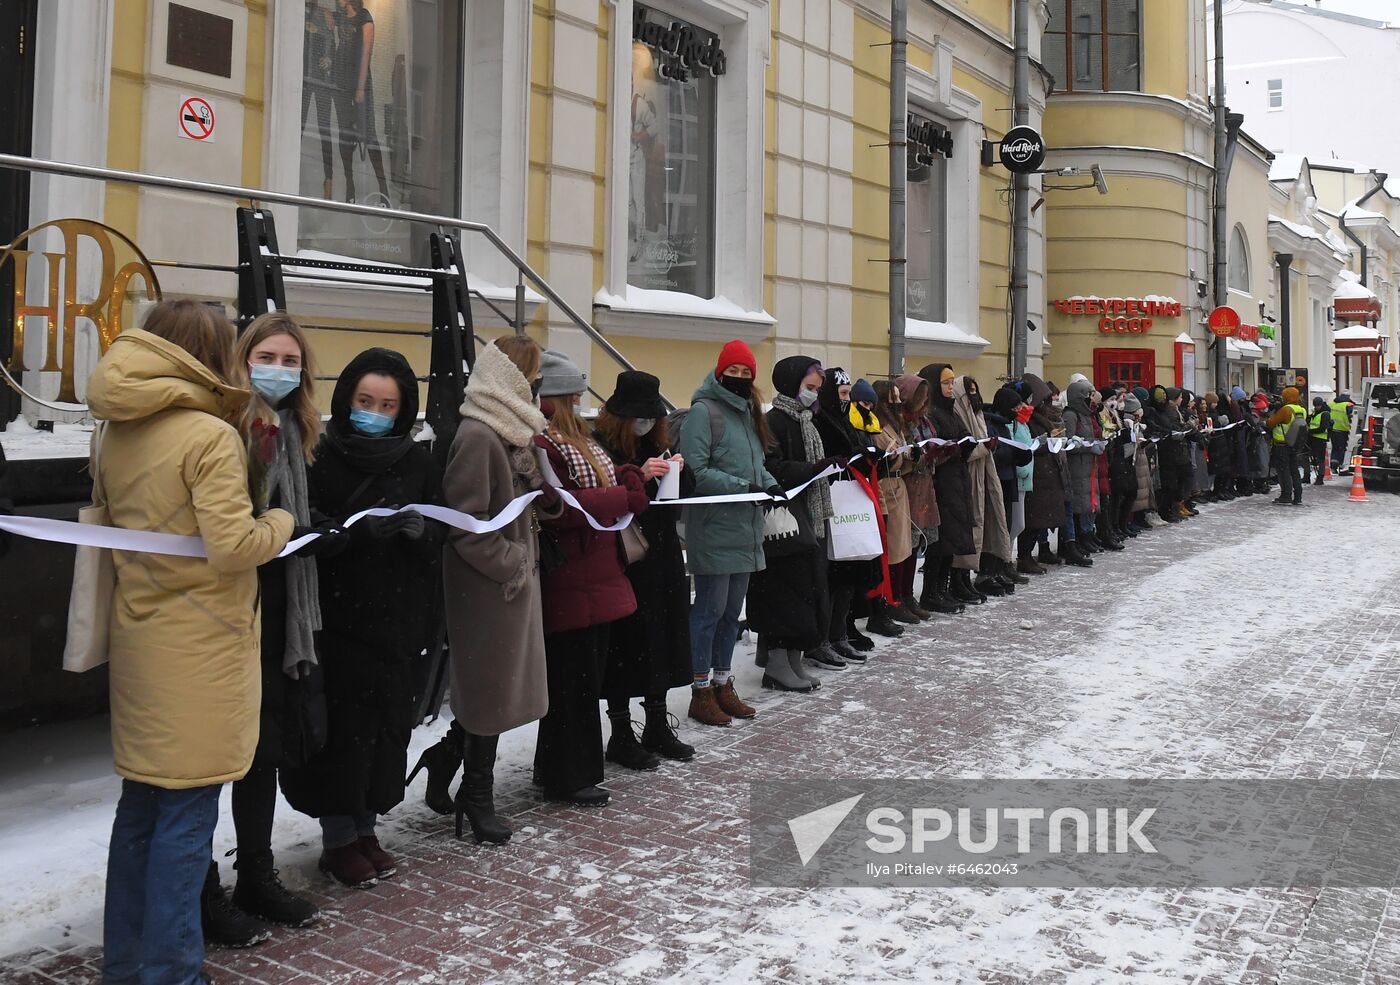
[605,370,667,419]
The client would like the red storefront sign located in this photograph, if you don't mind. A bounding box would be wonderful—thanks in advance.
[1235,324,1261,343]
[1207,305,1241,337]
[1052,297,1183,335]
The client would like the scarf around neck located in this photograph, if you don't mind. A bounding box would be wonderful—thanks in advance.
[460,342,546,448]
[264,409,321,678]
[772,392,833,535]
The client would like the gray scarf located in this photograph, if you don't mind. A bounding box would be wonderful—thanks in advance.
[264,409,321,677]
[772,392,834,537]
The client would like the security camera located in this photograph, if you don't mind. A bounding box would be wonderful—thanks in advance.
[1091,164,1108,195]
[1196,280,1208,298]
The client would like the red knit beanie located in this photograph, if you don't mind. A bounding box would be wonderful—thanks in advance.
[715,339,757,379]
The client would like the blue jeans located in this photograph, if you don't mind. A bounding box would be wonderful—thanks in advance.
[690,572,750,684]
[103,780,221,985]
[320,813,378,850]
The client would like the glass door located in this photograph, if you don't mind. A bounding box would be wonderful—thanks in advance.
[0,0,37,426]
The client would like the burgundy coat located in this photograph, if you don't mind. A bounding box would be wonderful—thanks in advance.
[535,438,640,634]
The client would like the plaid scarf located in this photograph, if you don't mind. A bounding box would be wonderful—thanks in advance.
[543,428,616,489]
[772,392,833,536]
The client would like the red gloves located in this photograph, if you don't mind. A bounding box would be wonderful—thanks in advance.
[617,465,651,515]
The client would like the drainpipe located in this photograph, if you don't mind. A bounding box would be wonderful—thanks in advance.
[888,0,908,377]
[1276,253,1294,368]
[1338,170,1388,287]
[1009,0,1031,377]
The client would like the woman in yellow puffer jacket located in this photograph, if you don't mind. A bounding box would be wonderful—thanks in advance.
[86,300,293,985]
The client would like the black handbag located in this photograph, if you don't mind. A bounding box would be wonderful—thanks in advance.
[761,498,818,559]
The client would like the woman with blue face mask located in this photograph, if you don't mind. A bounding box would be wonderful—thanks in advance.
[199,314,348,948]
[280,347,442,889]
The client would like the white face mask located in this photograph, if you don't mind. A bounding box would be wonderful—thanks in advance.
[797,388,819,408]
[632,418,656,436]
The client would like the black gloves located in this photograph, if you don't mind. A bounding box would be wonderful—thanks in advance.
[749,482,788,500]
[362,509,426,541]
[290,521,351,558]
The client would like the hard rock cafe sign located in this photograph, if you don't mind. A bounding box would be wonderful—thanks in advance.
[1,219,161,407]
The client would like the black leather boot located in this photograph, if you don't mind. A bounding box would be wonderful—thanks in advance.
[455,733,512,844]
[232,850,317,928]
[201,861,271,948]
[1003,559,1030,585]
[949,568,986,604]
[606,708,662,771]
[641,698,695,762]
[865,598,905,637]
[406,721,464,816]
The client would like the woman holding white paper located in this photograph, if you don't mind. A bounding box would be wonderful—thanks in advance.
[594,370,697,765]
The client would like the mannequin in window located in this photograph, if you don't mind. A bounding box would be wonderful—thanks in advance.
[333,0,391,206]
[302,0,337,200]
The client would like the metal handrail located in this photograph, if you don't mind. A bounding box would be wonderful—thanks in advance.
[0,153,667,407]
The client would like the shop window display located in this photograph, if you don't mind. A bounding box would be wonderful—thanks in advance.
[297,0,463,265]
[627,6,720,299]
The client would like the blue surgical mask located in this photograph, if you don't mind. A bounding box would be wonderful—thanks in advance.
[349,407,395,436]
[248,363,301,403]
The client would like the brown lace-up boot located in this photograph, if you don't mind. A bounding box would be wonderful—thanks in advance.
[712,678,756,720]
[688,684,732,727]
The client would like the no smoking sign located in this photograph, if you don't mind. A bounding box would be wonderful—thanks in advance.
[177,95,216,143]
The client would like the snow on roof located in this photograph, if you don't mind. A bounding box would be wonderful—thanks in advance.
[1342,202,1386,222]
[1269,215,1324,240]
[1334,270,1379,301]
[1269,154,1305,182]
[1335,325,1381,340]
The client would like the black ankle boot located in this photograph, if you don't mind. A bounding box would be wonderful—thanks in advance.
[606,710,662,771]
[406,721,464,816]
[232,850,317,928]
[920,563,963,614]
[641,698,695,761]
[1037,542,1062,566]
[949,568,986,604]
[202,861,271,948]
[1003,559,1030,585]
[456,733,511,844]
[865,598,905,637]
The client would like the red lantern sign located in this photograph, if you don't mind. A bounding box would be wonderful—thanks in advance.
[1208,306,1240,337]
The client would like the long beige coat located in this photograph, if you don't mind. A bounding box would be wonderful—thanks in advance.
[87,329,294,789]
[442,417,549,736]
[874,427,913,565]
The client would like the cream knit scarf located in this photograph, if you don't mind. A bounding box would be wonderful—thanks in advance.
[460,342,546,448]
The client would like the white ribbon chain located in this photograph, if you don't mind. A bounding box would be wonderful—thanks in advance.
[0,418,1248,560]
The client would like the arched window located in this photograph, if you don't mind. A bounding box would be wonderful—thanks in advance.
[1229,226,1251,292]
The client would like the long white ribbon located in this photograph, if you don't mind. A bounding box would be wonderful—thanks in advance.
[0,416,1250,560]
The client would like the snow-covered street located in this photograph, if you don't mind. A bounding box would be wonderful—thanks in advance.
[4,481,1399,984]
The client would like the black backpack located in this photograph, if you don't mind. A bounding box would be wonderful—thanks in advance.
[666,398,726,455]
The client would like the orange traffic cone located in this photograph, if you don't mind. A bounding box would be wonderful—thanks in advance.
[1348,456,1369,503]
[1323,455,1331,482]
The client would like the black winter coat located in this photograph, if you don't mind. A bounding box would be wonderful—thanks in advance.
[924,404,975,557]
[280,349,444,819]
[746,407,829,651]
[597,435,695,699]
[814,372,881,592]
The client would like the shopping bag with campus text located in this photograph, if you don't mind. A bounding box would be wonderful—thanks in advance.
[826,479,883,561]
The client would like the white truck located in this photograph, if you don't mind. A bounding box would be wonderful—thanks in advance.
[1346,376,1400,488]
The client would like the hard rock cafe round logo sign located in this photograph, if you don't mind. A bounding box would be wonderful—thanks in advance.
[1,219,161,410]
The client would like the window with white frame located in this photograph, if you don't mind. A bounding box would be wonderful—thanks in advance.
[296,0,464,265]
[627,5,721,298]
[907,111,952,323]
[1267,78,1283,110]
[1228,225,1251,292]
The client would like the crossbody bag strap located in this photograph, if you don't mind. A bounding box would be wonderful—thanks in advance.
[89,422,108,509]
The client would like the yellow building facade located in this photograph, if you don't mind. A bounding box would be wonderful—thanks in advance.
[1039,0,1218,392]
[5,0,1041,423]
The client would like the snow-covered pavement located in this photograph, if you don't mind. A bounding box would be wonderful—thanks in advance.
[3,481,1399,984]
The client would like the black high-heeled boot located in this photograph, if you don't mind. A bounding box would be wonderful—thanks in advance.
[407,721,465,816]
[455,733,511,844]
[921,557,965,613]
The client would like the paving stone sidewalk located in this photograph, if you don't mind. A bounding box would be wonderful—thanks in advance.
[4,483,1399,984]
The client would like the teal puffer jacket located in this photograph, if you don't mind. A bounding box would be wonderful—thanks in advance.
[678,372,778,576]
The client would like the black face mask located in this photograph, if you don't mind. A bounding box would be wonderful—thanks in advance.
[530,378,543,398]
[719,375,754,399]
